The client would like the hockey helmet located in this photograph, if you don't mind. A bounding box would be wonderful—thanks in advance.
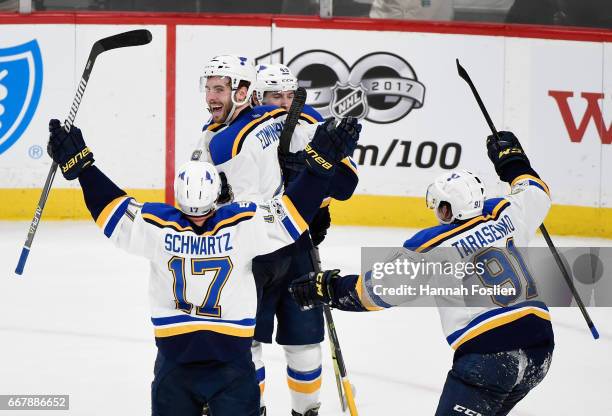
[200,55,256,122]
[254,63,298,104]
[174,161,222,217]
[425,169,486,224]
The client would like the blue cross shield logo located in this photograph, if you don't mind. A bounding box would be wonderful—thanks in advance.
[0,40,43,155]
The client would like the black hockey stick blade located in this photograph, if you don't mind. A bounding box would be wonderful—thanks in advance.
[456,59,500,140]
[279,87,307,155]
[99,29,152,52]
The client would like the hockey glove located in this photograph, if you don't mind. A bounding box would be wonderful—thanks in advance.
[486,131,530,177]
[217,172,234,204]
[278,149,305,186]
[309,206,331,247]
[304,117,361,177]
[47,119,94,180]
[289,269,339,311]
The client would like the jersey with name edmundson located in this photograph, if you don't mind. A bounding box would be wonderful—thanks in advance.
[192,104,358,204]
[94,194,308,363]
[359,175,554,355]
[192,106,308,202]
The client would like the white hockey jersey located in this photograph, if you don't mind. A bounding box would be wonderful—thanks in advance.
[95,194,308,363]
[192,105,358,204]
[358,174,554,354]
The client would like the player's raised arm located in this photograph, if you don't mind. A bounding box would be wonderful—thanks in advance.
[255,117,361,255]
[486,131,551,234]
[47,119,157,258]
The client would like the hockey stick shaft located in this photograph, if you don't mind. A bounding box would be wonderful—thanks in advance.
[276,87,357,412]
[279,87,307,155]
[15,29,152,275]
[310,247,358,415]
[456,59,599,339]
[540,226,599,339]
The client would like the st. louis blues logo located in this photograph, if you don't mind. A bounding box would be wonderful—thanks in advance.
[0,40,43,155]
[330,82,368,119]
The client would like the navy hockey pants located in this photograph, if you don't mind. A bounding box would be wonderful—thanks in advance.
[253,246,324,345]
[151,351,259,416]
[435,344,553,416]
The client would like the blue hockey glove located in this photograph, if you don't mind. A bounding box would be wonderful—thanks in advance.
[289,269,339,311]
[486,131,530,177]
[305,117,361,177]
[47,119,94,180]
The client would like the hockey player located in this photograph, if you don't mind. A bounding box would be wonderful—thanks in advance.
[251,63,359,415]
[252,63,298,111]
[290,131,555,416]
[196,56,359,415]
[45,114,359,416]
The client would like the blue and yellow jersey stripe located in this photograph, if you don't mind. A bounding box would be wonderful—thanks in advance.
[142,210,255,236]
[341,156,358,176]
[208,106,287,165]
[95,195,132,238]
[256,367,266,395]
[280,195,308,240]
[299,112,319,125]
[356,274,385,311]
[205,122,224,132]
[141,202,257,235]
[286,366,322,394]
[511,174,550,197]
[410,199,511,253]
[152,315,255,338]
[447,301,551,350]
[299,104,325,124]
[231,108,286,158]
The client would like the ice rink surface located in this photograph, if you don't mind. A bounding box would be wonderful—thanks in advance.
[1,221,611,415]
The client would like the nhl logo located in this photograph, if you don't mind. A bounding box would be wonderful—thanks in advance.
[330,82,368,119]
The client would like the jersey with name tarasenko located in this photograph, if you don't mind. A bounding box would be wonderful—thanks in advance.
[95,194,308,363]
[358,174,554,355]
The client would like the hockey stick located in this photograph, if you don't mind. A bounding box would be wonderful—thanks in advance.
[277,88,357,413]
[15,29,152,276]
[309,248,358,415]
[279,86,307,155]
[456,59,599,340]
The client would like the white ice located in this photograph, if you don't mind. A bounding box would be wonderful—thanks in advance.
[1,222,610,415]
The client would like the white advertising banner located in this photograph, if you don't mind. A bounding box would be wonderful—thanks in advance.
[0,19,609,230]
[0,24,166,189]
[522,38,604,207]
[600,42,612,208]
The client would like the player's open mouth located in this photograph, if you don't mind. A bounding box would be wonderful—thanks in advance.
[210,104,223,117]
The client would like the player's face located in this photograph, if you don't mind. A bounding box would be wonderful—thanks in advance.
[205,77,232,123]
[437,203,453,223]
[264,90,295,110]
